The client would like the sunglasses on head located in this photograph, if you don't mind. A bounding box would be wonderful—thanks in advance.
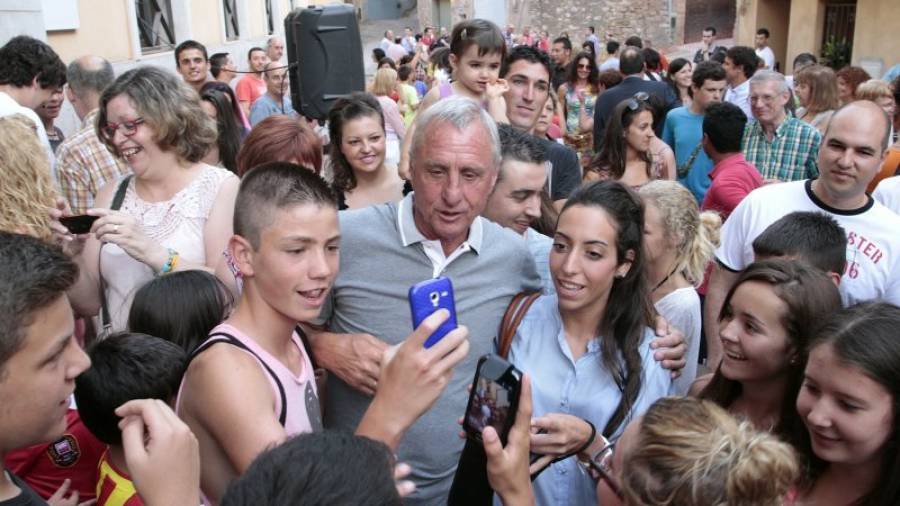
[625,92,650,111]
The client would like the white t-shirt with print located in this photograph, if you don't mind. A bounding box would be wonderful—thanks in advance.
[873,176,900,215]
[716,179,900,306]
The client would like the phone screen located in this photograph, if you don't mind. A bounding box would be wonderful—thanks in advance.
[466,376,514,437]
[59,215,98,234]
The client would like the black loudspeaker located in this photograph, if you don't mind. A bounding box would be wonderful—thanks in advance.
[285,5,365,120]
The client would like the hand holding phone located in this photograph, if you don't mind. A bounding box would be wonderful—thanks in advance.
[463,354,522,444]
[59,215,99,234]
[409,277,458,348]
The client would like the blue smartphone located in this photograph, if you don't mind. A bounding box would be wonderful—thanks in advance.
[409,277,458,348]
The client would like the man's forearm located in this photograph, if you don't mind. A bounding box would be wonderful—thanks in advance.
[301,324,342,371]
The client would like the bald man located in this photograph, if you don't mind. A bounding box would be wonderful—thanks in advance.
[266,36,284,63]
[704,101,900,366]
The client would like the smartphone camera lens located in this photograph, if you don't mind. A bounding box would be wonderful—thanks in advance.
[429,291,440,306]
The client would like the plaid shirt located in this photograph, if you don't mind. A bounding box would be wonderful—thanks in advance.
[741,116,821,181]
[56,109,130,214]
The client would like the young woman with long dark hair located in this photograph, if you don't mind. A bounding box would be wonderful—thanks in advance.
[694,260,842,451]
[505,181,670,505]
[789,302,900,506]
[585,96,661,187]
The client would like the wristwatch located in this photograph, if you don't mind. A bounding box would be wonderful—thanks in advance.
[577,434,613,480]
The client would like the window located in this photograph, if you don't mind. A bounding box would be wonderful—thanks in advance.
[266,0,275,34]
[135,0,175,53]
[223,0,240,40]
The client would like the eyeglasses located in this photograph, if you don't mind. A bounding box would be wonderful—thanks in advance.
[577,63,591,69]
[626,91,650,111]
[581,440,623,499]
[101,118,145,141]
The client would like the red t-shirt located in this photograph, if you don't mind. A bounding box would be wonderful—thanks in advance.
[4,409,106,500]
[235,74,267,108]
[701,153,764,221]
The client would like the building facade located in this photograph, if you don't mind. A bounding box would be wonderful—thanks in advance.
[0,0,341,133]
[734,0,897,77]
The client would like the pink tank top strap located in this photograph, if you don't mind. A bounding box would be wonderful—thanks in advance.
[439,81,454,99]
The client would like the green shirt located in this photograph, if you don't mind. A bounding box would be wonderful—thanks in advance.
[741,116,821,181]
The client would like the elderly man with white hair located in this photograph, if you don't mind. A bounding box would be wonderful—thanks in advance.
[304,96,542,504]
[741,69,822,182]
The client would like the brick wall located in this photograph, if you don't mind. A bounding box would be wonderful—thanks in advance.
[525,0,673,47]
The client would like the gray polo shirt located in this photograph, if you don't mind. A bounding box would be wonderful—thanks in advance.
[321,193,541,505]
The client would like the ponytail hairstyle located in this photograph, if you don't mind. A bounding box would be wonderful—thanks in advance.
[638,180,720,287]
[622,396,799,506]
[800,302,900,506]
[699,259,842,452]
[449,19,506,60]
[560,181,654,436]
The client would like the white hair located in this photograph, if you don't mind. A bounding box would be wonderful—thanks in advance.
[749,69,789,95]
[410,96,501,169]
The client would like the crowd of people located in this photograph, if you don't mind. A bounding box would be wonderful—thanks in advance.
[1,14,900,506]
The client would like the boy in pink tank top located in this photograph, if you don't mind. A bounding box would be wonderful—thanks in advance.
[178,162,474,503]
[177,164,339,504]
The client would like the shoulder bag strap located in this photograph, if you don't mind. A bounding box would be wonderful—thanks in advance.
[496,292,541,359]
[676,142,704,180]
[191,332,288,426]
[97,175,134,341]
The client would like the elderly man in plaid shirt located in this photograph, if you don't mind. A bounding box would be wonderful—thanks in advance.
[56,56,129,214]
[741,70,821,182]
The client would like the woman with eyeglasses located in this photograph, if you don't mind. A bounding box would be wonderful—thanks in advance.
[558,51,600,168]
[502,181,671,505]
[57,66,239,333]
[585,95,664,188]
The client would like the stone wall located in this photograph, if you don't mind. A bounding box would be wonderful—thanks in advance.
[418,0,675,48]
[525,0,673,48]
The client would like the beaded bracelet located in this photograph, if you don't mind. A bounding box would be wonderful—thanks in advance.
[160,248,179,275]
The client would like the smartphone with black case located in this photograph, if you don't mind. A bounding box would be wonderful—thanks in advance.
[408,277,458,348]
[463,354,522,444]
[59,215,99,234]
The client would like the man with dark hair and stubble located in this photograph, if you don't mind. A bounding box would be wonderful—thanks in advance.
[592,45,677,151]
[754,28,775,70]
[175,40,210,93]
[56,55,129,214]
[500,46,582,204]
[483,124,555,294]
[549,37,572,91]
[693,26,727,64]
[235,47,269,117]
[699,101,762,219]
[723,45,759,119]
[0,231,200,506]
[0,35,66,167]
[662,61,728,202]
